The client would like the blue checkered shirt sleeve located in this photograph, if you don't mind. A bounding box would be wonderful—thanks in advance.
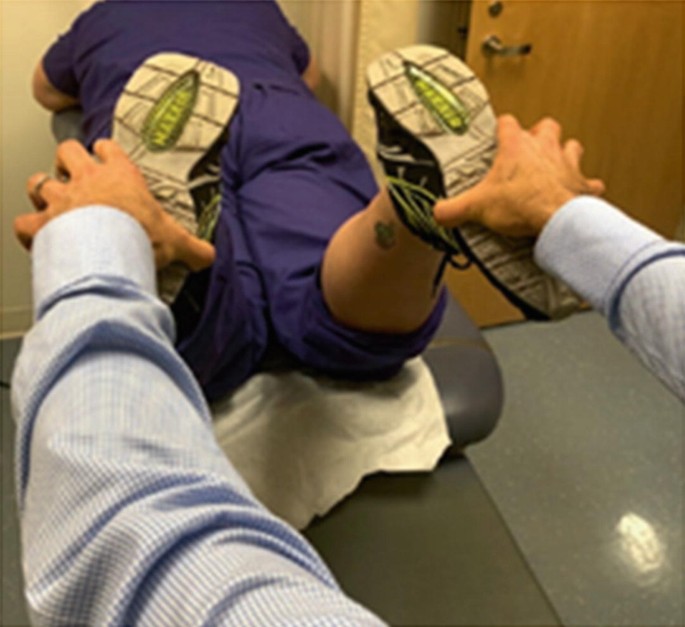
[535,196,685,402]
[11,207,385,626]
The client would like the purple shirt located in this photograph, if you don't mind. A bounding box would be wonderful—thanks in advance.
[43,0,311,145]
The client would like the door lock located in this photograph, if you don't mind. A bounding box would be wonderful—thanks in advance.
[482,35,533,57]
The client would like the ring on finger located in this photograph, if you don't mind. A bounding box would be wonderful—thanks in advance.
[33,174,52,198]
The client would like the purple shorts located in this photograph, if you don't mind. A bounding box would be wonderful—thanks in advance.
[41,1,447,400]
[173,80,447,400]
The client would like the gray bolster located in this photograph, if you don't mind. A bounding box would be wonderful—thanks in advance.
[425,297,503,449]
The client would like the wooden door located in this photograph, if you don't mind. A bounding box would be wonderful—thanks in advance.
[446,0,683,326]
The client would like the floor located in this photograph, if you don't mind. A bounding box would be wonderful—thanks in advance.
[1,339,26,627]
[1,312,682,626]
[472,313,683,627]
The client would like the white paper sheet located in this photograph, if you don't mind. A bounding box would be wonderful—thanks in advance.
[212,357,450,529]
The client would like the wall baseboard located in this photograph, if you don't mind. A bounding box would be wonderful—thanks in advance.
[0,307,31,340]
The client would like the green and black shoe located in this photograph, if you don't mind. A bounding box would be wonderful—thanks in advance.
[367,45,580,320]
[113,53,240,304]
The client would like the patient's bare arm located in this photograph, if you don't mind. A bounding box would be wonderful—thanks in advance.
[301,56,320,92]
[16,139,215,272]
[32,61,79,112]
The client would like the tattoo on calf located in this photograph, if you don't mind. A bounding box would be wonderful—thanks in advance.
[375,220,397,250]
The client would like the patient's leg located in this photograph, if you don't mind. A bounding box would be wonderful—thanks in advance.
[325,45,582,333]
[321,188,444,334]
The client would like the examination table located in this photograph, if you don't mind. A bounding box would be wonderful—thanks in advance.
[3,110,509,625]
[2,294,506,626]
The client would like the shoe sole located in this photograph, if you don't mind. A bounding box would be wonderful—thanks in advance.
[367,45,580,320]
[113,52,239,303]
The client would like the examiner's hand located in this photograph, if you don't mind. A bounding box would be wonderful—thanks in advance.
[433,115,605,237]
[16,139,215,271]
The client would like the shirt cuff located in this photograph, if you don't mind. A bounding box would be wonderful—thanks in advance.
[32,206,156,317]
[533,196,665,314]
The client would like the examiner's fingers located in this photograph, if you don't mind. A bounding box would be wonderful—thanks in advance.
[586,178,606,196]
[175,235,216,272]
[26,172,60,210]
[14,212,50,250]
[563,138,584,168]
[496,114,523,147]
[55,139,93,177]
[93,138,129,164]
[562,139,605,196]
[433,184,485,227]
[531,117,562,146]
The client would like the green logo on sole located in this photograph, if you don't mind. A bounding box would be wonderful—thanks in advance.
[405,62,469,135]
[142,70,199,152]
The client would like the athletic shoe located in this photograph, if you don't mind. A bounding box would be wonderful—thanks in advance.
[113,52,240,303]
[367,45,580,320]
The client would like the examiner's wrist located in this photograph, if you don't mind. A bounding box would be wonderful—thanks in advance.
[535,189,577,234]
[531,188,578,236]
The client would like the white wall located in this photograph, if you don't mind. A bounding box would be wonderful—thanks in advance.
[1,0,93,338]
[278,0,361,128]
[280,0,424,183]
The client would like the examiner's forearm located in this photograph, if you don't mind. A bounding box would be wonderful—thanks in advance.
[12,207,382,625]
[535,196,685,402]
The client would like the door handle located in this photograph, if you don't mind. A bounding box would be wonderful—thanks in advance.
[482,35,532,57]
